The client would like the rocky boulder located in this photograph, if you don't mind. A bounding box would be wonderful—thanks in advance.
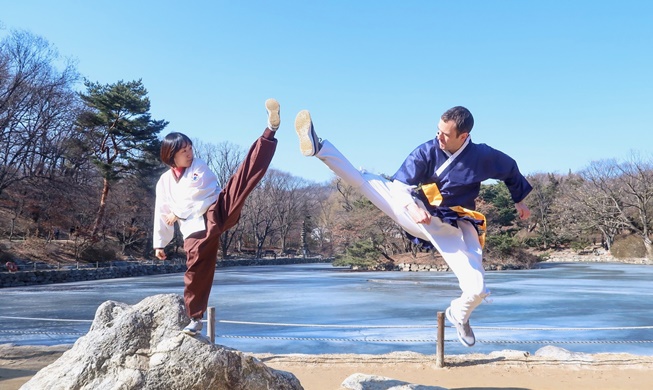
[534,345,594,362]
[20,294,303,390]
[341,373,449,389]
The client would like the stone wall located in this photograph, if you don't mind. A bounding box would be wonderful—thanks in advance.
[543,252,649,264]
[395,262,528,272]
[394,253,650,272]
[394,263,450,272]
[0,257,331,288]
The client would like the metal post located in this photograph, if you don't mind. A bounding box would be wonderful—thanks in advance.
[436,311,445,367]
[207,307,216,344]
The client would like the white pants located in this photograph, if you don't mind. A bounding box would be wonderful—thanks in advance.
[316,140,489,301]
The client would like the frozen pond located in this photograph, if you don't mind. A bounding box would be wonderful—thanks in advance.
[1,262,652,356]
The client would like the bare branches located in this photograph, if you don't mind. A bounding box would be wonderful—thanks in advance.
[574,154,653,259]
[0,29,80,195]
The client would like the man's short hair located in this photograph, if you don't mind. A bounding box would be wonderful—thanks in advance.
[441,106,474,134]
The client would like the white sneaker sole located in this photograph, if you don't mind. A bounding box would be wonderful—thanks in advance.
[182,321,203,337]
[295,110,318,156]
[265,98,280,130]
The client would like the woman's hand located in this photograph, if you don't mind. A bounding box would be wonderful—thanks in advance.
[164,212,178,226]
[155,248,167,260]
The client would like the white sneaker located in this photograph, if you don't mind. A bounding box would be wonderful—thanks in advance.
[294,110,321,156]
[446,306,476,347]
[265,98,280,131]
[182,318,203,336]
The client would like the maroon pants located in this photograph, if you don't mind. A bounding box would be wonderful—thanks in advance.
[182,128,277,318]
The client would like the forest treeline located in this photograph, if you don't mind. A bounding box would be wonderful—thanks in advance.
[1,29,652,267]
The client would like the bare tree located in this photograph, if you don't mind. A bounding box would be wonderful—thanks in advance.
[524,173,579,249]
[240,180,277,257]
[0,29,80,196]
[578,156,653,260]
[563,171,625,251]
[103,176,156,255]
[193,139,246,258]
[308,183,336,256]
[326,178,397,258]
[265,170,314,254]
[613,154,653,260]
[194,139,245,187]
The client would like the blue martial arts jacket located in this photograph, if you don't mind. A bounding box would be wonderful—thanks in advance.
[392,137,532,247]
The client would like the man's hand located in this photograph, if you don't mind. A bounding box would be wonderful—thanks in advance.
[515,201,531,220]
[155,248,167,260]
[406,202,431,224]
[164,212,178,226]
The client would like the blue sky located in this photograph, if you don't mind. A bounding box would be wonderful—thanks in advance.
[2,1,651,183]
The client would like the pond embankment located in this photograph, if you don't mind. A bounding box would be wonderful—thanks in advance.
[0,257,331,288]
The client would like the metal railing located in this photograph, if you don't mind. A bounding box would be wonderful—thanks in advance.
[2,309,652,368]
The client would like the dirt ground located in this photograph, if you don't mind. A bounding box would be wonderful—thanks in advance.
[2,344,652,390]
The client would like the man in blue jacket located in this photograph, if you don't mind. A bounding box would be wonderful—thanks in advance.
[294,106,532,347]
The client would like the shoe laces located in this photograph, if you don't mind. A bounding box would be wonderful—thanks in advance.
[461,320,473,334]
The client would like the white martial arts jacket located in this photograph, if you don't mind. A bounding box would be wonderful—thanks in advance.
[153,158,220,249]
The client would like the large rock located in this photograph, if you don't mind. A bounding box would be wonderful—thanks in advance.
[21,294,303,390]
[341,373,448,390]
[534,345,594,362]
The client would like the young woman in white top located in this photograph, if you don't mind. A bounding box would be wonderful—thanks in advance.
[153,98,280,336]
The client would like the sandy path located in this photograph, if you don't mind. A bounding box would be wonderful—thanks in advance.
[1,345,651,390]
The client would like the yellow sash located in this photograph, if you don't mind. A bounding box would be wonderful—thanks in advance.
[421,183,443,206]
[420,183,486,248]
[450,206,487,248]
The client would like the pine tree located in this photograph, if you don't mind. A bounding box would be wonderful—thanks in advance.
[77,79,167,237]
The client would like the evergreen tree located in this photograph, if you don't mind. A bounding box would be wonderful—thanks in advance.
[77,79,167,237]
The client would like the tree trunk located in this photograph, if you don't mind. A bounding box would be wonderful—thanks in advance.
[280,236,287,253]
[220,236,228,259]
[255,239,264,259]
[91,178,111,237]
[220,231,230,259]
[644,237,653,264]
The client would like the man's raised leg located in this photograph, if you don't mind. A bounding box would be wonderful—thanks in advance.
[295,109,488,347]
